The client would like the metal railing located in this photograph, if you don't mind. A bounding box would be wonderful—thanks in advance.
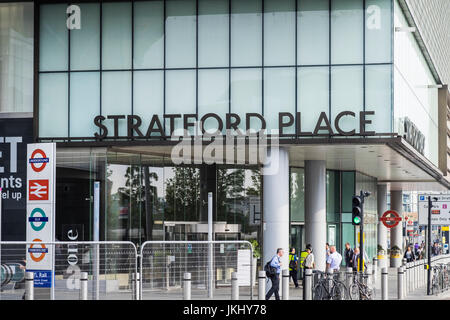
[400,254,450,298]
[138,240,254,300]
[0,241,137,300]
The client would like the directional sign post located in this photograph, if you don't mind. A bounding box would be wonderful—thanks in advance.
[26,143,56,299]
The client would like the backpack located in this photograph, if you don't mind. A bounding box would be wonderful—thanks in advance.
[289,255,297,270]
[264,260,277,277]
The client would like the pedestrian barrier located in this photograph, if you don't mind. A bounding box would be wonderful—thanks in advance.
[397,254,450,298]
[0,241,137,300]
[258,271,266,300]
[139,241,254,300]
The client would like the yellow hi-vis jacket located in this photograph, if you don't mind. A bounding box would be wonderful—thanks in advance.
[299,251,309,269]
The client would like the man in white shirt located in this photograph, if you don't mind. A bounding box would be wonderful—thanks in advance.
[326,245,342,272]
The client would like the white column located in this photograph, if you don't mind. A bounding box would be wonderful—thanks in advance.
[377,184,388,269]
[263,147,290,296]
[304,160,327,272]
[390,190,403,267]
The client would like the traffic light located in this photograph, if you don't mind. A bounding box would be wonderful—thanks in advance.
[352,196,362,226]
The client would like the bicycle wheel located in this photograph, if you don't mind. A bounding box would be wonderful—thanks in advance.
[331,282,345,300]
[313,283,326,300]
[334,281,348,300]
[349,283,360,300]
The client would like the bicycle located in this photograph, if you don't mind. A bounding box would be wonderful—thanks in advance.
[312,271,348,300]
[348,271,374,300]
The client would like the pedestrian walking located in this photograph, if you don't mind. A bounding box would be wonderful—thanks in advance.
[344,242,353,268]
[289,248,299,288]
[265,248,284,300]
[351,247,369,272]
[326,245,342,273]
[404,245,415,262]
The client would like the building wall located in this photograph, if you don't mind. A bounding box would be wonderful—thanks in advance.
[406,0,450,86]
[393,0,439,166]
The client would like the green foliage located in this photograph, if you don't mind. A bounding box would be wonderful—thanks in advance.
[250,240,261,259]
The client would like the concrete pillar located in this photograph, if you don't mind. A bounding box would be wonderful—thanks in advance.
[390,190,403,267]
[377,184,388,269]
[262,147,290,296]
[304,160,327,272]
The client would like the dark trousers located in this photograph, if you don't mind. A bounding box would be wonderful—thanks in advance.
[289,270,298,287]
[266,274,280,300]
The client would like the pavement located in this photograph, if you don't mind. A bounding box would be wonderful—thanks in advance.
[2,268,450,300]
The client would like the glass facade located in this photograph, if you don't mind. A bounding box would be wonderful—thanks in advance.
[38,0,393,139]
[289,168,377,257]
[56,149,261,246]
[0,2,33,114]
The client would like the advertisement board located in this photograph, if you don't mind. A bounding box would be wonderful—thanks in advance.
[418,194,450,225]
[26,143,56,288]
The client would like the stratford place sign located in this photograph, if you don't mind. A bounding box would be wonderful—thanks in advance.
[93,111,379,139]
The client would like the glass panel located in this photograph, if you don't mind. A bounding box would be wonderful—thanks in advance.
[102,2,132,70]
[166,0,196,68]
[290,167,304,222]
[365,64,392,133]
[331,0,363,64]
[297,67,329,133]
[134,1,164,69]
[297,0,329,65]
[264,0,295,66]
[39,73,68,137]
[365,0,392,63]
[198,69,229,134]
[0,3,33,113]
[217,168,261,242]
[198,0,229,68]
[101,71,132,137]
[40,4,68,71]
[133,71,164,136]
[326,170,340,223]
[341,171,355,212]
[70,72,100,138]
[231,0,262,67]
[331,66,363,134]
[264,67,295,132]
[165,70,196,135]
[70,3,100,70]
[230,68,262,132]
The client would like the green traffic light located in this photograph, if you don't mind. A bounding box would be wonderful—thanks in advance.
[353,216,361,224]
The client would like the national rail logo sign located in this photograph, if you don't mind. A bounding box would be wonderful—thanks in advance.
[28,207,48,231]
[29,179,49,200]
[29,148,49,173]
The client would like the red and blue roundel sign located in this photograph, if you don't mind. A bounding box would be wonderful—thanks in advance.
[29,149,49,172]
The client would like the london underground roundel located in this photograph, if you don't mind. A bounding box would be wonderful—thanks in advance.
[29,149,49,172]
[28,208,48,232]
[28,239,48,262]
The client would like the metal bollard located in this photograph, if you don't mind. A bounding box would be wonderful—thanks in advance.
[397,266,404,300]
[303,269,312,300]
[282,269,289,300]
[231,272,239,300]
[372,258,378,285]
[136,272,140,300]
[25,271,34,300]
[381,267,388,300]
[258,271,266,300]
[183,272,191,300]
[80,272,88,300]
[345,268,353,292]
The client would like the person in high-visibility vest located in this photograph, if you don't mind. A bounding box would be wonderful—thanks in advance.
[299,249,309,279]
[289,248,299,288]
